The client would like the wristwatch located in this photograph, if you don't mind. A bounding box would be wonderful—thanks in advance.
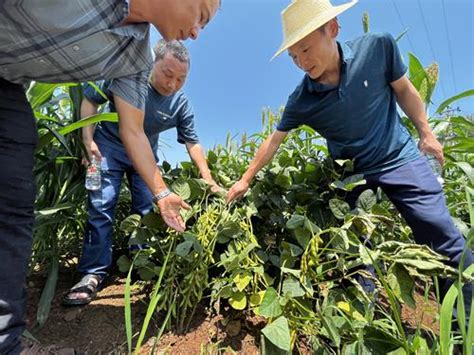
[152,188,172,204]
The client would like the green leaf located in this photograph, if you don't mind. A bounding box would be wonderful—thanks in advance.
[356,189,377,212]
[408,53,428,92]
[233,272,252,292]
[27,82,77,110]
[138,266,156,281]
[294,227,311,248]
[454,162,474,185]
[219,221,242,238]
[175,240,193,257]
[387,264,416,308]
[207,150,218,164]
[286,214,305,229]
[120,214,142,234]
[258,287,282,318]
[329,199,350,220]
[171,179,191,200]
[141,212,165,229]
[249,291,265,307]
[36,258,59,327]
[117,255,132,273]
[261,316,291,352]
[229,291,247,310]
[282,277,305,298]
[37,113,118,150]
[331,174,366,191]
[436,89,474,114]
[275,171,292,189]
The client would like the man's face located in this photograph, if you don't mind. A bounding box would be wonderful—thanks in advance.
[156,0,220,41]
[288,21,338,81]
[151,52,189,96]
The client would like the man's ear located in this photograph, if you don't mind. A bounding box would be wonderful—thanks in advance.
[328,18,340,38]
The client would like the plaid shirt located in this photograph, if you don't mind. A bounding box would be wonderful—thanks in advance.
[0,0,152,110]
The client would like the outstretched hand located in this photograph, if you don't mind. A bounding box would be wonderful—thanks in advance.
[226,179,250,204]
[157,192,191,232]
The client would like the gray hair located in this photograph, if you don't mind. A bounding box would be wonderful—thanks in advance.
[153,39,190,66]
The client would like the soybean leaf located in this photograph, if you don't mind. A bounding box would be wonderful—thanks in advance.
[329,199,350,220]
[258,287,282,318]
[282,277,305,298]
[261,316,291,352]
[229,291,247,310]
[175,240,193,257]
[356,189,377,212]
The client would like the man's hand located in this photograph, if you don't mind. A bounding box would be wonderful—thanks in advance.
[157,192,191,232]
[418,133,444,166]
[82,139,102,166]
[226,179,250,203]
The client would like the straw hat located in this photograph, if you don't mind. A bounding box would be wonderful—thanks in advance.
[272,0,358,60]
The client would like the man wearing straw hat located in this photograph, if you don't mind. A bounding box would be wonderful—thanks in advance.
[227,0,472,324]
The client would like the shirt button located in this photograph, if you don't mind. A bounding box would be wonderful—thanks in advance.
[72,45,80,51]
[38,58,46,64]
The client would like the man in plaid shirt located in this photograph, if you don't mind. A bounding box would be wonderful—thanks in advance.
[0,0,220,353]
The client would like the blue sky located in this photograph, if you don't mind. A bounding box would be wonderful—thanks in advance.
[150,0,474,164]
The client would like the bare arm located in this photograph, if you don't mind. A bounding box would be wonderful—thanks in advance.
[114,95,190,232]
[227,130,288,202]
[391,75,444,165]
[80,98,102,163]
[185,142,222,191]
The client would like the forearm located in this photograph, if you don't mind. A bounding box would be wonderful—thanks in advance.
[395,84,432,138]
[241,132,283,183]
[80,99,99,142]
[115,96,167,195]
[186,143,215,183]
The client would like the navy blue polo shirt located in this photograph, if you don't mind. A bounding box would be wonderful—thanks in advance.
[83,81,199,161]
[277,32,420,175]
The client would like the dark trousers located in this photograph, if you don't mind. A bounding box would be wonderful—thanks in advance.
[348,157,473,319]
[0,79,37,354]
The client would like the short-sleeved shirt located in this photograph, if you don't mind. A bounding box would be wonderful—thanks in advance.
[277,32,419,175]
[83,81,199,161]
[0,0,152,110]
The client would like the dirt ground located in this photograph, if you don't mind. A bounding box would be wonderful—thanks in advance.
[24,273,438,354]
[25,273,260,354]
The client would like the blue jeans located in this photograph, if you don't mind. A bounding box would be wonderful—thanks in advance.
[78,141,153,276]
[348,157,473,319]
[0,79,37,354]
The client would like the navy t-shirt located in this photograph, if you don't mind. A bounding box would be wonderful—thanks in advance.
[83,81,199,161]
[277,32,419,175]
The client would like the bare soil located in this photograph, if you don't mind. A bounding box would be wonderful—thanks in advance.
[25,273,439,354]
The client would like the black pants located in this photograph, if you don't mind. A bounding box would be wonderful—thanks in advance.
[0,78,37,354]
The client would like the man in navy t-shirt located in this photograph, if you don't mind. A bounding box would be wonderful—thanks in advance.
[227,0,472,322]
[64,40,222,306]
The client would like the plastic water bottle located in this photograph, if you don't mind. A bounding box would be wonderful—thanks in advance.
[425,154,444,185]
[85,156,101,190]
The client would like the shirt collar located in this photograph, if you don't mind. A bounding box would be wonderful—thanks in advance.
[305,41,354,94]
